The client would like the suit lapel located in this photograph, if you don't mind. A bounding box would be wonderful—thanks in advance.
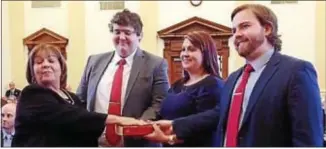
[240,52,281,129]
[89,52,114,111]
[123,48,144,108]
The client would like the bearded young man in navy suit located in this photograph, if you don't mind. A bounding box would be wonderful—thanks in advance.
[146,4,323,147]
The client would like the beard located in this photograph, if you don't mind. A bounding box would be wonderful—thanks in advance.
[235,33,265,58]
[236,41,255,57]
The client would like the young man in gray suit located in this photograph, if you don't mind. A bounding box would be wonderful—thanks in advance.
[76,9,169,147]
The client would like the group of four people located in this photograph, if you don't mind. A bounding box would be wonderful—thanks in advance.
[11,3,324,147]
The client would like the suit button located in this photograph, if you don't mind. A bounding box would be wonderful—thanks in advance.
[239,137,243,140]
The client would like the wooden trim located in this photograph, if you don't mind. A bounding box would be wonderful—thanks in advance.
[23,28,69,59]
[158,16,232,36]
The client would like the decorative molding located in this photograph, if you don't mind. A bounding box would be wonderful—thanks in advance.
[158,16,232,39]
[23,28,68,47]
[23,28,69,58]
[31,1,61,8]
[271,0,298,4]
[99,1,124,10]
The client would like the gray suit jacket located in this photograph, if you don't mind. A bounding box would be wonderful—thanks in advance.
[76,48,169,146]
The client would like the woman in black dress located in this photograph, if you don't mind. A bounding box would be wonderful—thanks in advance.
[12,43,145,147]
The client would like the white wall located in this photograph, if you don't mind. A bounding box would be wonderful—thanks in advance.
[24,1,69,38]
[245,1,317,65]
[23,1,69,67]
[157,1,317,72]
[85,1,140,58]
[1,1,12,95]
[158,1,235,30]
[2,1,320,93]
[19,1,318,72]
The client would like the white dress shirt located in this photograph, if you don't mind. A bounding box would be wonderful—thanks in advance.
[8,89,16,100]
[94,49,137,114]
[95,49,137,147]
[2,130,14,147]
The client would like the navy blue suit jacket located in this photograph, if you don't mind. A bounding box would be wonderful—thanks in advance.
[173,51,323,147]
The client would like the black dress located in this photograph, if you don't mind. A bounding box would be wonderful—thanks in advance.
[159,75,224,147]
[12,84,107,147]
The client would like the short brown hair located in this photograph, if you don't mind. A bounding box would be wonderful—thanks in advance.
[231,4,282,51]
[26,43,67,89]
[183,31,221,81]
[109,9,143,36]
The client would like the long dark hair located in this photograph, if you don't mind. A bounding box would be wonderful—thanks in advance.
[183,31,221,82]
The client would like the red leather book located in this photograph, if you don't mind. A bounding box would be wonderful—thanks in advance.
[115,124,154,136]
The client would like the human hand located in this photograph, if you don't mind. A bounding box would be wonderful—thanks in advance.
[154,120,173,135]
[144,124,169,143]
[144,123,183,144]
[98,132,110,147]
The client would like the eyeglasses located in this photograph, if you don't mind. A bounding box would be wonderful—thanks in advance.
[112,29,137,36]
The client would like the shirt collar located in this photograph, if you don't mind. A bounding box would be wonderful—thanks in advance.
[112,48,138,66]
[2,130,15,137]
[246,48,274,71]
